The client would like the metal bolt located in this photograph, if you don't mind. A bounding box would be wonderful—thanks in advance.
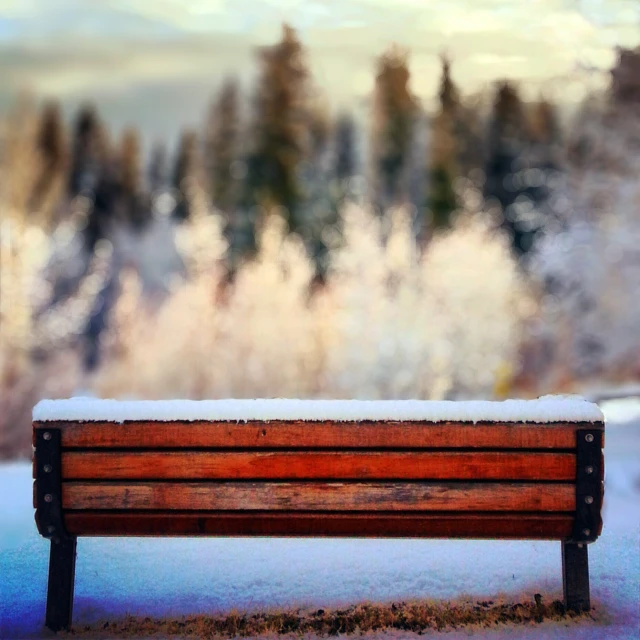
[582,528,591,537]
[585,495,594,505]
[585,433,594,443]
[43,464,52,473]
[585,465,594,475]
[44,494,53,503]
[43,432,52,441]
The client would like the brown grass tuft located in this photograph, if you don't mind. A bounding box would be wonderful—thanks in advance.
[62,595,596,638]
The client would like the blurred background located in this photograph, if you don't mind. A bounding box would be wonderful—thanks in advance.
[1,1,640,458]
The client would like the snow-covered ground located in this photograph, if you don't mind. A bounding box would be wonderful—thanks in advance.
[1,400,638,640]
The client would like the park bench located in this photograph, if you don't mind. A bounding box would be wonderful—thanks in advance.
[33,397,604,632]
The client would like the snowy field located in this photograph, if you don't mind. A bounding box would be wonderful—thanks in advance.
[1,400,638,640]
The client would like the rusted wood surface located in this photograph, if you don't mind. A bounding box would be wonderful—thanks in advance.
[61,451,576,481]
[35,420,603,450]
[62,482,575,512]
[63,511,574,539]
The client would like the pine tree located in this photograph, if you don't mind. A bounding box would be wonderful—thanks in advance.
[118,128,149,229]
[148,142,168,194]
[335,112,357,183]
[244,23,310,231]
[611,46,640,107]
[172,130,201,221]
[205,78,240,213]
[68,104,106,198]
[530,98,561,146]
[68,104,114,249]
[119,129,141,198]
[455,93,485,181]
[372,45,416,210]
[484,82,537,255]
[308,98,331,161]
[31,100,67,219]
[428,56,459,229]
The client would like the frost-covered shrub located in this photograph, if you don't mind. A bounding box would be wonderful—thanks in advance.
[0,104,107,457]
[0,214,101,457]
[95,200,526,401]
[95,206,319,399]
[319,204,525,399]
[527,103,640,386]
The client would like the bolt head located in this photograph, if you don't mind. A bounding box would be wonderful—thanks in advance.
[43,432,52,441]
[585,465,594,475]
[43,464,52,473]
[585,495,594,505]
[582,528,591,536]
[585,433,594,443]
[44,494,53,503]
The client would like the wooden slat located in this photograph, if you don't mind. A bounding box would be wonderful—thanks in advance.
[61,451,576,481]
[35,420,604,450]
[62,482,575,512]
[63,511,574,539]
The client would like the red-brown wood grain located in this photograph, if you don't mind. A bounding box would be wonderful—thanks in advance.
[62,481,576,512]
[61,450,577,481]
[63,511,574,539]
[34,420,603,450]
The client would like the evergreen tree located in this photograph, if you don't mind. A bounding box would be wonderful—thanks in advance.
[308,98,331,161]
[530,98,561,146]
[428,56,459,229]
[119,128,141,198]
[334,112,357,183]
[148,142,169,194]
[438,55,459,113]
[484,82,554,256]
[611,46,640,108]
[372,45,416,210]
[205,78,240,213]
[117,128,149,229]
[172,130,201,221]
[68,104,106,198]
[31,100,67,218]
[299,97,334,273]
[455,93,485,180]
[244,23,310,231]
[68,104,114,249]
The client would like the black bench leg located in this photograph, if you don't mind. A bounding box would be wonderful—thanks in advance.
[45,537,77,632]
[562,541,590,612]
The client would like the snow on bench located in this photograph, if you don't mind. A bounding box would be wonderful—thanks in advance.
[33,395,604,424]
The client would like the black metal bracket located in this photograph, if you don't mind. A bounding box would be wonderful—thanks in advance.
[571,428,603,543]
[35,428,71,542]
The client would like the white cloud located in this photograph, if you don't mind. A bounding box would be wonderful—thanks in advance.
[0,0,635,139]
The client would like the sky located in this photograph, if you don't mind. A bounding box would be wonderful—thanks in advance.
[0,0,638,143]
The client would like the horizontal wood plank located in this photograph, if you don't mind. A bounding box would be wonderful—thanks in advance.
[62,482,575,512]
[35,420,603,450]
[61,451,576,481]
[63,511,574,539]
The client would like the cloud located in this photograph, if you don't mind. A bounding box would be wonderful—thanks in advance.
[0,0,635,140]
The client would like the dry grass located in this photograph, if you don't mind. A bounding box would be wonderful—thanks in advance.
[63,595,595,639]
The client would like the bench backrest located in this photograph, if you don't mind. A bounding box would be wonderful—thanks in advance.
[33,399,604,543]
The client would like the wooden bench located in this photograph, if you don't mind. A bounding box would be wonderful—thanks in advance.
[33,398,604,632]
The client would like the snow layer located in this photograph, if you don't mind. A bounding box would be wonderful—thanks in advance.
[32,395,604,424]
[2,399,637,639]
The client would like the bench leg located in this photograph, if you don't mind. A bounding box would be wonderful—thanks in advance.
[45,537,77,632]
[562,541,590,612]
